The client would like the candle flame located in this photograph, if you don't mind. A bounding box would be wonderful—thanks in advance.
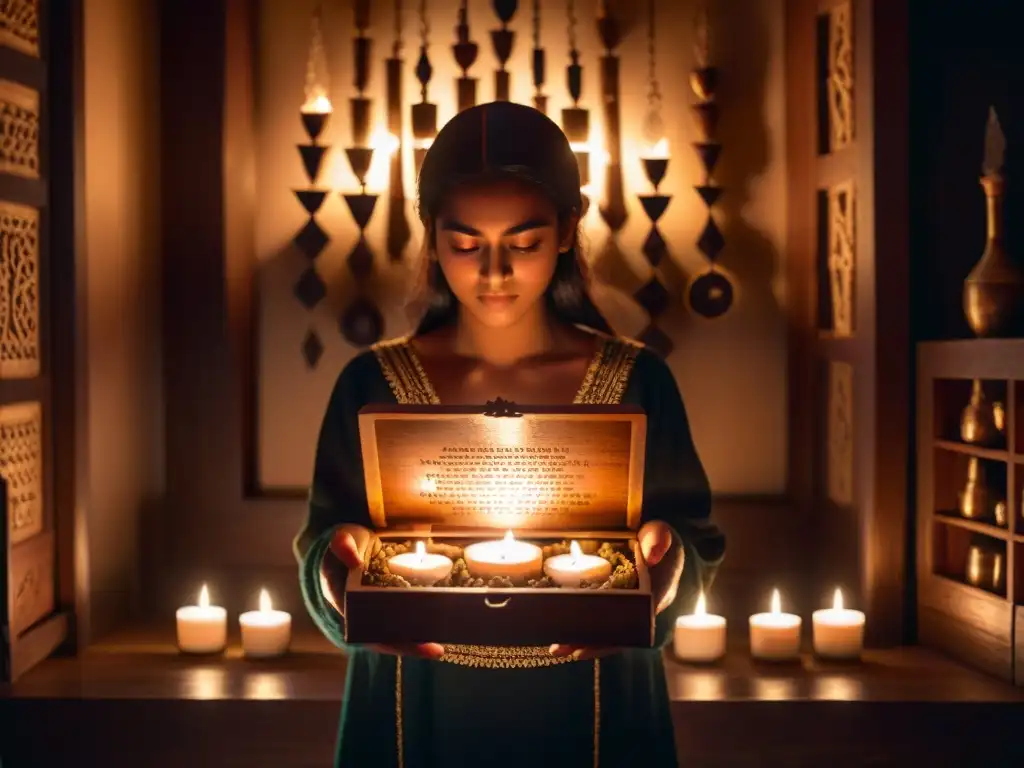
[415,541,426,561]
[371,127,400,155]
[694,591,707,616]
[645,137,670,159]
[833,588,844,611]
[301,92,333,115]
[504,530,515,543]
[770,588,781,615]
[259,588,272,612]
[569,540,582,561]
[198,584,210,608]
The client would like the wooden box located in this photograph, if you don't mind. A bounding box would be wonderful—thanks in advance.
[343,403,654,647]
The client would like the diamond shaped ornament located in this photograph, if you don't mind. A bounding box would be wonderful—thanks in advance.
[294,267,327,310]
[638,324,674,358]
[301,328,325,368]
[642,227,667,267]
[294,219,330,261]
[633,276,671,318]
[697,217,725,261]
[347,237,375,279]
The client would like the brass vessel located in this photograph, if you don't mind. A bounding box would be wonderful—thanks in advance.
[959,379,1003,446]
[958,457,988,520]
[965,536,1005,594]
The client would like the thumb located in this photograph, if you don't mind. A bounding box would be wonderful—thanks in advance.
[329,530,363,571]
[639,522,672,567]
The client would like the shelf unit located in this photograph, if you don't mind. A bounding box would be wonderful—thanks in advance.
[917,340,1024,683]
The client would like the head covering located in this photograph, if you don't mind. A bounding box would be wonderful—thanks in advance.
[417,102,582,221]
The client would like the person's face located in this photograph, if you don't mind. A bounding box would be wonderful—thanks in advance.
[434,177,577,329]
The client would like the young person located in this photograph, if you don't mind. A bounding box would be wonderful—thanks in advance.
[295,101,725,768]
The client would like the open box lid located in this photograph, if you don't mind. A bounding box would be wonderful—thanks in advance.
[358,401,647,531]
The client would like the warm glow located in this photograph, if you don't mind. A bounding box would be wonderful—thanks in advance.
[198,584,210,608]
[415,541,426,561]
[504,530,515,543]
[372,127,401,155]
[301,92,333,115]
[832,588,844,611]
[569,540,582,561]
[259,588,273,613]
[770,588,782,615]
[694,591,707,616]
[644,137,670,159]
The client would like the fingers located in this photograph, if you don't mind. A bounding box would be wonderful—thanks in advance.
[329,530,363,571]
[548,644,620,661]
[369,642,445,660]
[639,521,673,567]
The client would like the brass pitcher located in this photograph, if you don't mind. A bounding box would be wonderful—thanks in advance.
[965,536,1005,594]
[958,457,988,519]
[959,380,1002,446]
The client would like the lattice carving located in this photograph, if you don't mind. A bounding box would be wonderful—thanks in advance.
[0,0,39,57]
[0,401,43,545]
[827,181,855,336]
[0,79,39,178]
[826,361,853,506]
[827,1,854,152]
[0,200,39,377]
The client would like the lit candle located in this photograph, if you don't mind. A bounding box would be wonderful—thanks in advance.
[674,591,727,663]
[543,540,613,588]
[387,541,454,586]
[239,589,292,659]
[463,530,543,584]
[176,584,227,655]
[749,588,802,661]
[812,588,865,660]
[301,92,333,115]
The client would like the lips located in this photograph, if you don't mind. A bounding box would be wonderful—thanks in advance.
[478,294,518,305]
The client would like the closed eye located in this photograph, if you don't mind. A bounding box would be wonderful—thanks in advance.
[509,241,541,253]
[449,242,480,254]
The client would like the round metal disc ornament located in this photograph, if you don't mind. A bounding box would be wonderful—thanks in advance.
[340,296,385,347]
[687,270,734,319]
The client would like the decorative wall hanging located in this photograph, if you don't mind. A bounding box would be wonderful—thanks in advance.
[339,0,385,347]
[531,0,546,113]
[963,107,1024,337]
[595,0,627,232]
[293,1,333,368]
[561,0,590,211]
[685,0,733,319]
[412,0,438,177]
[490,1,518,101]
[633,0,673,358]
[452,0,479,112]
[386,0,411,261]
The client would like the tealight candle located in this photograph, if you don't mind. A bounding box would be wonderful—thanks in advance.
[464,530,543,583]
[543,540,613,587]
[674,591,727,663]
[749,588,802,661]
[812,588,865,660]
[176,584,227,654]
[239,588,292,659]
[387,541,454,586]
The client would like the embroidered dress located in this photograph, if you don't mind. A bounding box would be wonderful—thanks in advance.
[295,333,725,768]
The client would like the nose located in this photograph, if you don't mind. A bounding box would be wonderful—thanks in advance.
[478,244,512,286]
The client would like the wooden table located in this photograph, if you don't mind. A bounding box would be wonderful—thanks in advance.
[3,631,1023,767]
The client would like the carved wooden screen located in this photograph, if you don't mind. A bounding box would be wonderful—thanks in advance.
[786,0,910,644]
[0,0,66,682]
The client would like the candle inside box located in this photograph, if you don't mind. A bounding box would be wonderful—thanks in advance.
[176,584,227,654]
[674,591,727,663]
[812,588,865,660]
[463,530,543,583]
[749,588,802,661]
[239,589,292,659]
[387,541,453,586]
[543,540,613,587]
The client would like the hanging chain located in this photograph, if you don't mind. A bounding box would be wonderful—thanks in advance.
[393,0,403,57]
[305,0,328,102]
[567,0,578,55]
[645,0,661,116]
[419,0,430,51]
[694,0,710,68]
[533,0,541,50]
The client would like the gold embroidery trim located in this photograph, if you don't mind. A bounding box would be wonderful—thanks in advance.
[375,332,640,767]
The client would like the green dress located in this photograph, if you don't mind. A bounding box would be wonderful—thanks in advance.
[295,333,726,768]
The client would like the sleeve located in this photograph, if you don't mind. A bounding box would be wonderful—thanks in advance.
[636,351,727,648]
[293,355,375,650]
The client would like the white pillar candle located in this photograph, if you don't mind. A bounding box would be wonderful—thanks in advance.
[239,589,292,659]
[812,588,865,660]
[176,584,227,654]
[387,541,454,586]
[543,540,613,587]
[749,588,802,661]
[674,591,727,663]
[464,530,543,583]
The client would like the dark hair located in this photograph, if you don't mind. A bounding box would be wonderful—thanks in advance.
[409,102,613,337]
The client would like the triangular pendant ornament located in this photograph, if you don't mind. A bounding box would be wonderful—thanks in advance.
[293,267,327,310]
[298,145,328,184]
[343,194,379,230]
[293,219,330,260]
[301,328,325,369]
[693,142,722,177]
[695,185,723,209]
[300,112,329,143]
[697,217,725,261]
[633,276,671,319]
[293,189,328,216]
[639,195,671,223]
[347,237,375,279]
[642,227,667,266]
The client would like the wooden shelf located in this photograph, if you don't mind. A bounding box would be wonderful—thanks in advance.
[934,512,1009,540]
[934,439,1012,462]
